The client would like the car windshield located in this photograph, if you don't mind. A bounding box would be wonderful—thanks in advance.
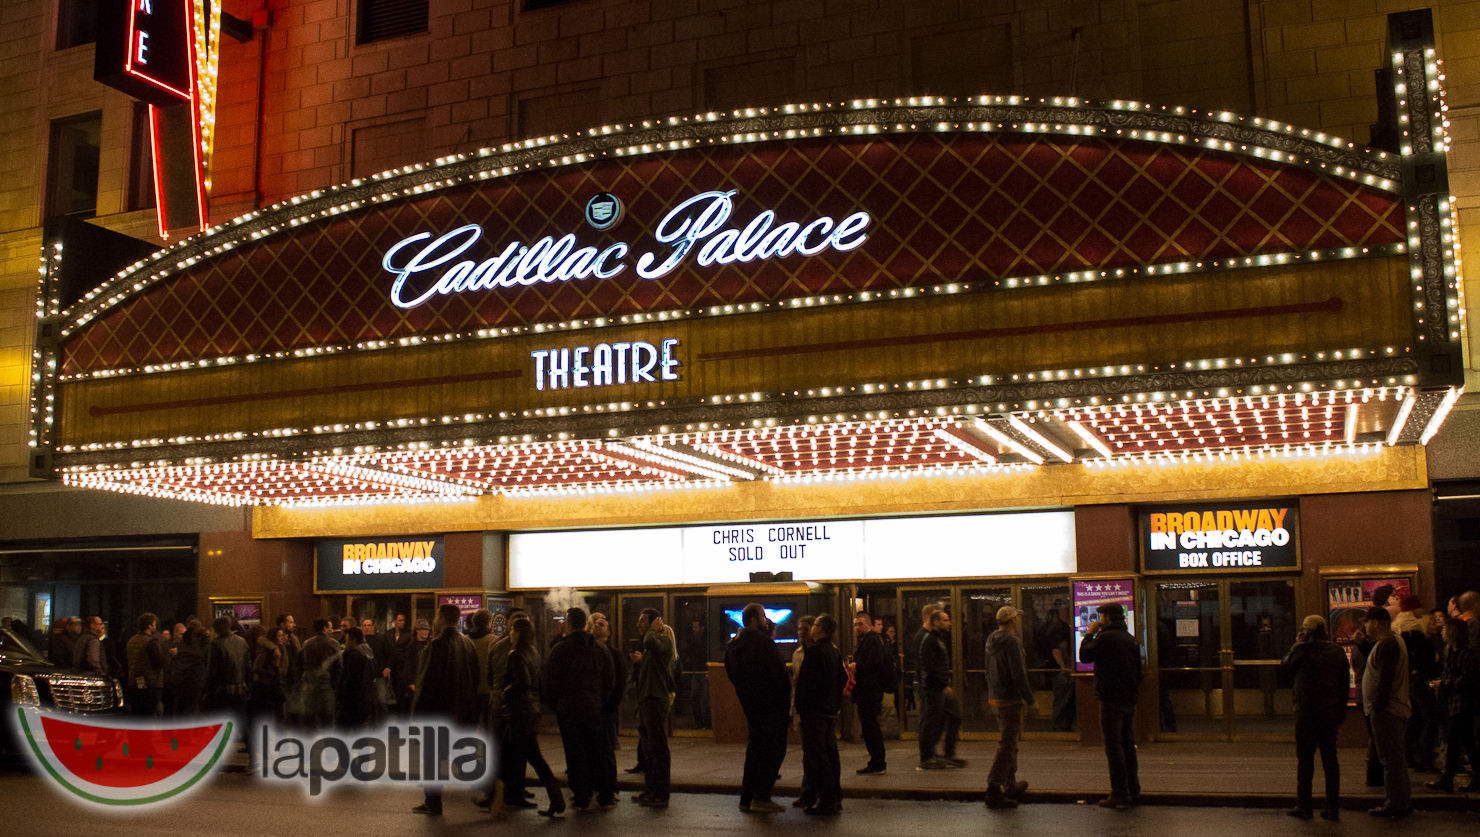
[0,628,47,663]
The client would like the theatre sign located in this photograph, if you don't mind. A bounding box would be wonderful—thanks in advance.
[35,77,1463,506]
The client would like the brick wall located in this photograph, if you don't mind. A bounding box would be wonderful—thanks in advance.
[2,0,1480,481]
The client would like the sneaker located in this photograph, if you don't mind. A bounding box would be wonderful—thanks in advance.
[636,796,669,809]
[1425,778,1456,793]
[1098,796,1131,809]
[746,800,785,814]
[1320,808,1340,821]
[791,797,816,808]
[1006,780,1029,800]
[917,758,948,770]
[857,764,887,775]
[942,757,968,769]
[624,765,645,774]
[597,797,619,810]
[411,803,442,815]
[805,804,842,816]
[1286,807,1313,820]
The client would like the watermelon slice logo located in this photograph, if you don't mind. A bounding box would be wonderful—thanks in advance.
[15,707,232,807]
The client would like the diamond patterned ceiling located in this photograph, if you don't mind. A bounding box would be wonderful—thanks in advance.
[61,134,1404,375]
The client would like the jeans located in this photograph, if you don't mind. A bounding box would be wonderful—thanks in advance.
[740,708,789,804]
[557,713,614,804]
[855,694,886,768]
[988,702,1023,790]
[638,695,671,799]
[918,689,961,761]
[1100,701,1140,799]
[1051,671,1076,732]
[1294,713,1341,811]
[800,713,841,808]
[1370,709,1411,809]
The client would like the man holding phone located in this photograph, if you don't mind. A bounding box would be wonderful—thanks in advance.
[630,607,675,808]
[1079,603,1142,809]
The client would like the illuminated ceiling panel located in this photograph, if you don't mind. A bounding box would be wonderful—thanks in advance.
[57,390,1430,506]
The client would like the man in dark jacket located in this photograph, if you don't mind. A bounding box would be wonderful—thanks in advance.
[918,608,964,769]
[300,618,342,730]
[1079,602,1142,809]
[125,612,169,717]
[73,616,107,675]
[984,605,1036,808]
[544,607,616,810]
[630,607,675,808]
[1362,606,1412,818]
[725,603,792,813]
[1280,615,1349,820]
[794,613,847,816]
[410,604,480,815]
[850,611,891,776]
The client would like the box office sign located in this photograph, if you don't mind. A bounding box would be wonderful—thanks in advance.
[316,536,445,593]
[1140,503,1299,573]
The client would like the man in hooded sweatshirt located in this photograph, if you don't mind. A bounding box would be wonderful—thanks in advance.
[984,605,1036,808]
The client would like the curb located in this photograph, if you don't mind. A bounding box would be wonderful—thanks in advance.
[612,779,1476,812]
[216,762,1476,812]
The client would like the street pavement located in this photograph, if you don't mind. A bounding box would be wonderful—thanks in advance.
[0,766,1475,837]
[216,732,1480,810]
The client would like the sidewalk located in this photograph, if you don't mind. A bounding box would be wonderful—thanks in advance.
[227,733,1478,812]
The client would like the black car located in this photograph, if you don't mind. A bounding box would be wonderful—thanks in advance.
[1,627,122,756]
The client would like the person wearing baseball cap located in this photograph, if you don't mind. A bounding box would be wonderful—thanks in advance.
[1362,606,1413,818]
[1280,615,1349,820]
[983,605,1036,809]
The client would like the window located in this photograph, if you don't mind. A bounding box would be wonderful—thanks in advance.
[357,0,429,44]
[127,103,157,212]
[46,112,102,220]
[55,0,99,50]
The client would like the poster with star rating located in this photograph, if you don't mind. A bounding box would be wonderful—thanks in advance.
[1072,578,1138,673]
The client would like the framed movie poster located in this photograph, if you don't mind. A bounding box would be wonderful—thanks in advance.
[1072,577,1138,673]
[1318,565,1417,702]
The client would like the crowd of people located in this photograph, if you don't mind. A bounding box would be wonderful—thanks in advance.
[12,586,1478,819]
[1277,588,1480,820]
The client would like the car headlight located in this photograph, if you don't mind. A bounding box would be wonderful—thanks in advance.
[11,674,40,707]
[113,679,124,708]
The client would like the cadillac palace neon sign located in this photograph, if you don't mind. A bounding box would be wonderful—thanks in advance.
[381,191,871,308]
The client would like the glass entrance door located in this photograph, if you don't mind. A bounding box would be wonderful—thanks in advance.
[1228,579,1298,738]
[1154,577,1298,740]
[897,588,950,733]
[960,587,1012,733]
[1155,581,1224,736]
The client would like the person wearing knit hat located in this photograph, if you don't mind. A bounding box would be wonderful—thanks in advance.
[1280,614,1350,820]
[983,605,1036,809]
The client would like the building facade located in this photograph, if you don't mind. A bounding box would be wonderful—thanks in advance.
[2,0,1479,743]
